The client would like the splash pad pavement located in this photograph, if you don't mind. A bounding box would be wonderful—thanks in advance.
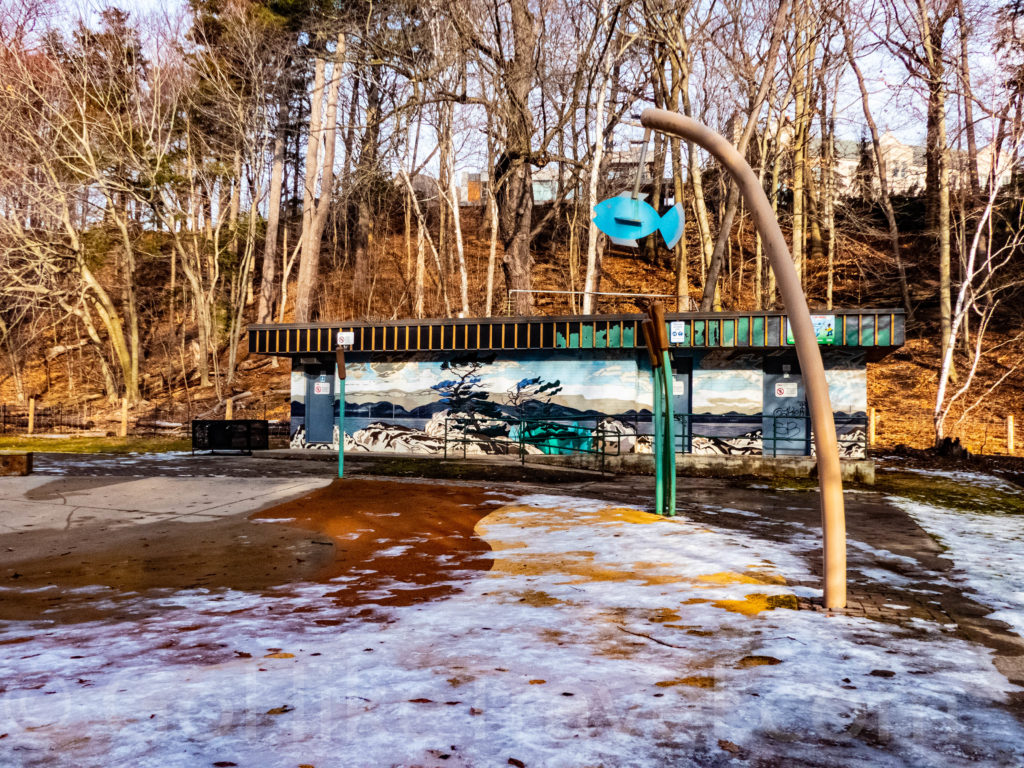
[1,454,1023,766]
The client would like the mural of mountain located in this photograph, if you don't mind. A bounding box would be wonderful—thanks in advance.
[344,400,450,419]
[343,396,655,425]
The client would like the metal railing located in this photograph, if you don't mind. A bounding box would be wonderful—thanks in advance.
[0,403,95,434]
[0,401,290,443]
[442,414,627,472]
[672,412,867,458]
[505,289,695,315]
[438,410,867,464]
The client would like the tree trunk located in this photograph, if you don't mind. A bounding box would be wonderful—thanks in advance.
[448,146,470,317]
[917,0,952,355]
[496,0,538,316]
[258,94,289,324]
[842,21,912,316]
[415,218,427,318]
[293,55,326,322]
[306,32,345,316]
[352,68,381,302]
[583,0,613,315]
[485,174,499,316]
[682,84,714,283]
[791,20,808,288]
[957,0,980,198]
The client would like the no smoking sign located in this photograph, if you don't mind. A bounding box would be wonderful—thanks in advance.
[775,381,798,398]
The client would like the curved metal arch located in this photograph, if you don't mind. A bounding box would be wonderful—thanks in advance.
[641,108,846,609]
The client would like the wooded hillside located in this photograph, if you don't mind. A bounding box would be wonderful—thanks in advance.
[0,0,1022,450]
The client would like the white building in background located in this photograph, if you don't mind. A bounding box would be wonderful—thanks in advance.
[460,148,659,207]
[460,165,572,206]
[457,132,1013,208]
[820,132,1012,197]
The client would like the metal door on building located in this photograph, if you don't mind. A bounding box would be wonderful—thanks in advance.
[762,356,810,456]
[672,355,693,453]
[305,368,335,444]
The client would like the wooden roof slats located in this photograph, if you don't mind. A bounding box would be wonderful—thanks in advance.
[249,311,905,356]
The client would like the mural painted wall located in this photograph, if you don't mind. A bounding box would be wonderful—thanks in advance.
[290,351,653,455]
[688,351,765,456]
[681,349,866,458]
[288,348,868,458]
[822,349,868,458]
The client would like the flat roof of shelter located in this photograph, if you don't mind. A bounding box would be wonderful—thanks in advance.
[249,309,904,359]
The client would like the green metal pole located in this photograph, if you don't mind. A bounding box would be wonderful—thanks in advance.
[335,346,347,479]
[652,364,664,516]
[338,375,345,478]
[661,351,676,517]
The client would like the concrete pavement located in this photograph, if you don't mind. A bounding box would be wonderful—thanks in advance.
[0,475,331,535]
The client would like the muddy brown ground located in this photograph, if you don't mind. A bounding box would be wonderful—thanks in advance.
[0,477,500,625]
[256,478,501,611]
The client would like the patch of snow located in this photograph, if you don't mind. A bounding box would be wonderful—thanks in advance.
[375,544,412,557]
[1,492,1022,766]
[848,539,921,566]
[894,467,1019,494]
[891,496,1024,638]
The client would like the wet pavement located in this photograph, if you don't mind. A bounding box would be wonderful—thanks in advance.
[18,451,1024,669]
[29,451,335,478]
[3,452,1024,765]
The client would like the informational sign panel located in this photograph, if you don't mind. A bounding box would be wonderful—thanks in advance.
[313,381,331,395]
[775,380,799,398]
[669,321,687,344]
[336,331,355,347]
[786,314,835,345]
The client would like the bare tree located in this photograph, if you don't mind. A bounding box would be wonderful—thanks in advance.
[294,32,344,323]
[933,142,1024,443]
[880,0,957,353]
[697,0,791,310]
[453,0,539,315]
[839,7,913,317]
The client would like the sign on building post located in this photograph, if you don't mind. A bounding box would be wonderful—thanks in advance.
[786,314,835,345]
[775,380,799,398]
[669,321,687,344]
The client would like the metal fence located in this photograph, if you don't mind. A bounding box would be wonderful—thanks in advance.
[674,412,868,458]
[0,403,95,434]
[442,414,627,472]
[870,410,1019,456]
[439,411,867,463]
[0,400,290,444]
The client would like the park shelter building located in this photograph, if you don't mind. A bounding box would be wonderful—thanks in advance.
[248,310,904,460]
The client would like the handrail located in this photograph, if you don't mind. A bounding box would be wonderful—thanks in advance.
[672,412,867,458]
[441,414,625,473]
[505,289,693,316]
[438,411,866,466]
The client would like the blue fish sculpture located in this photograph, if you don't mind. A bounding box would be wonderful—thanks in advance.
[592,193,685,249]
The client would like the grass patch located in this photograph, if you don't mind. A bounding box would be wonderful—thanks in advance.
[0,435,190,455]
[874,471,1024,515]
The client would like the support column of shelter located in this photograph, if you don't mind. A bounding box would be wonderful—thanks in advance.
[640,108,846,609]
[335,343,347,479]
[642,303,676,518]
